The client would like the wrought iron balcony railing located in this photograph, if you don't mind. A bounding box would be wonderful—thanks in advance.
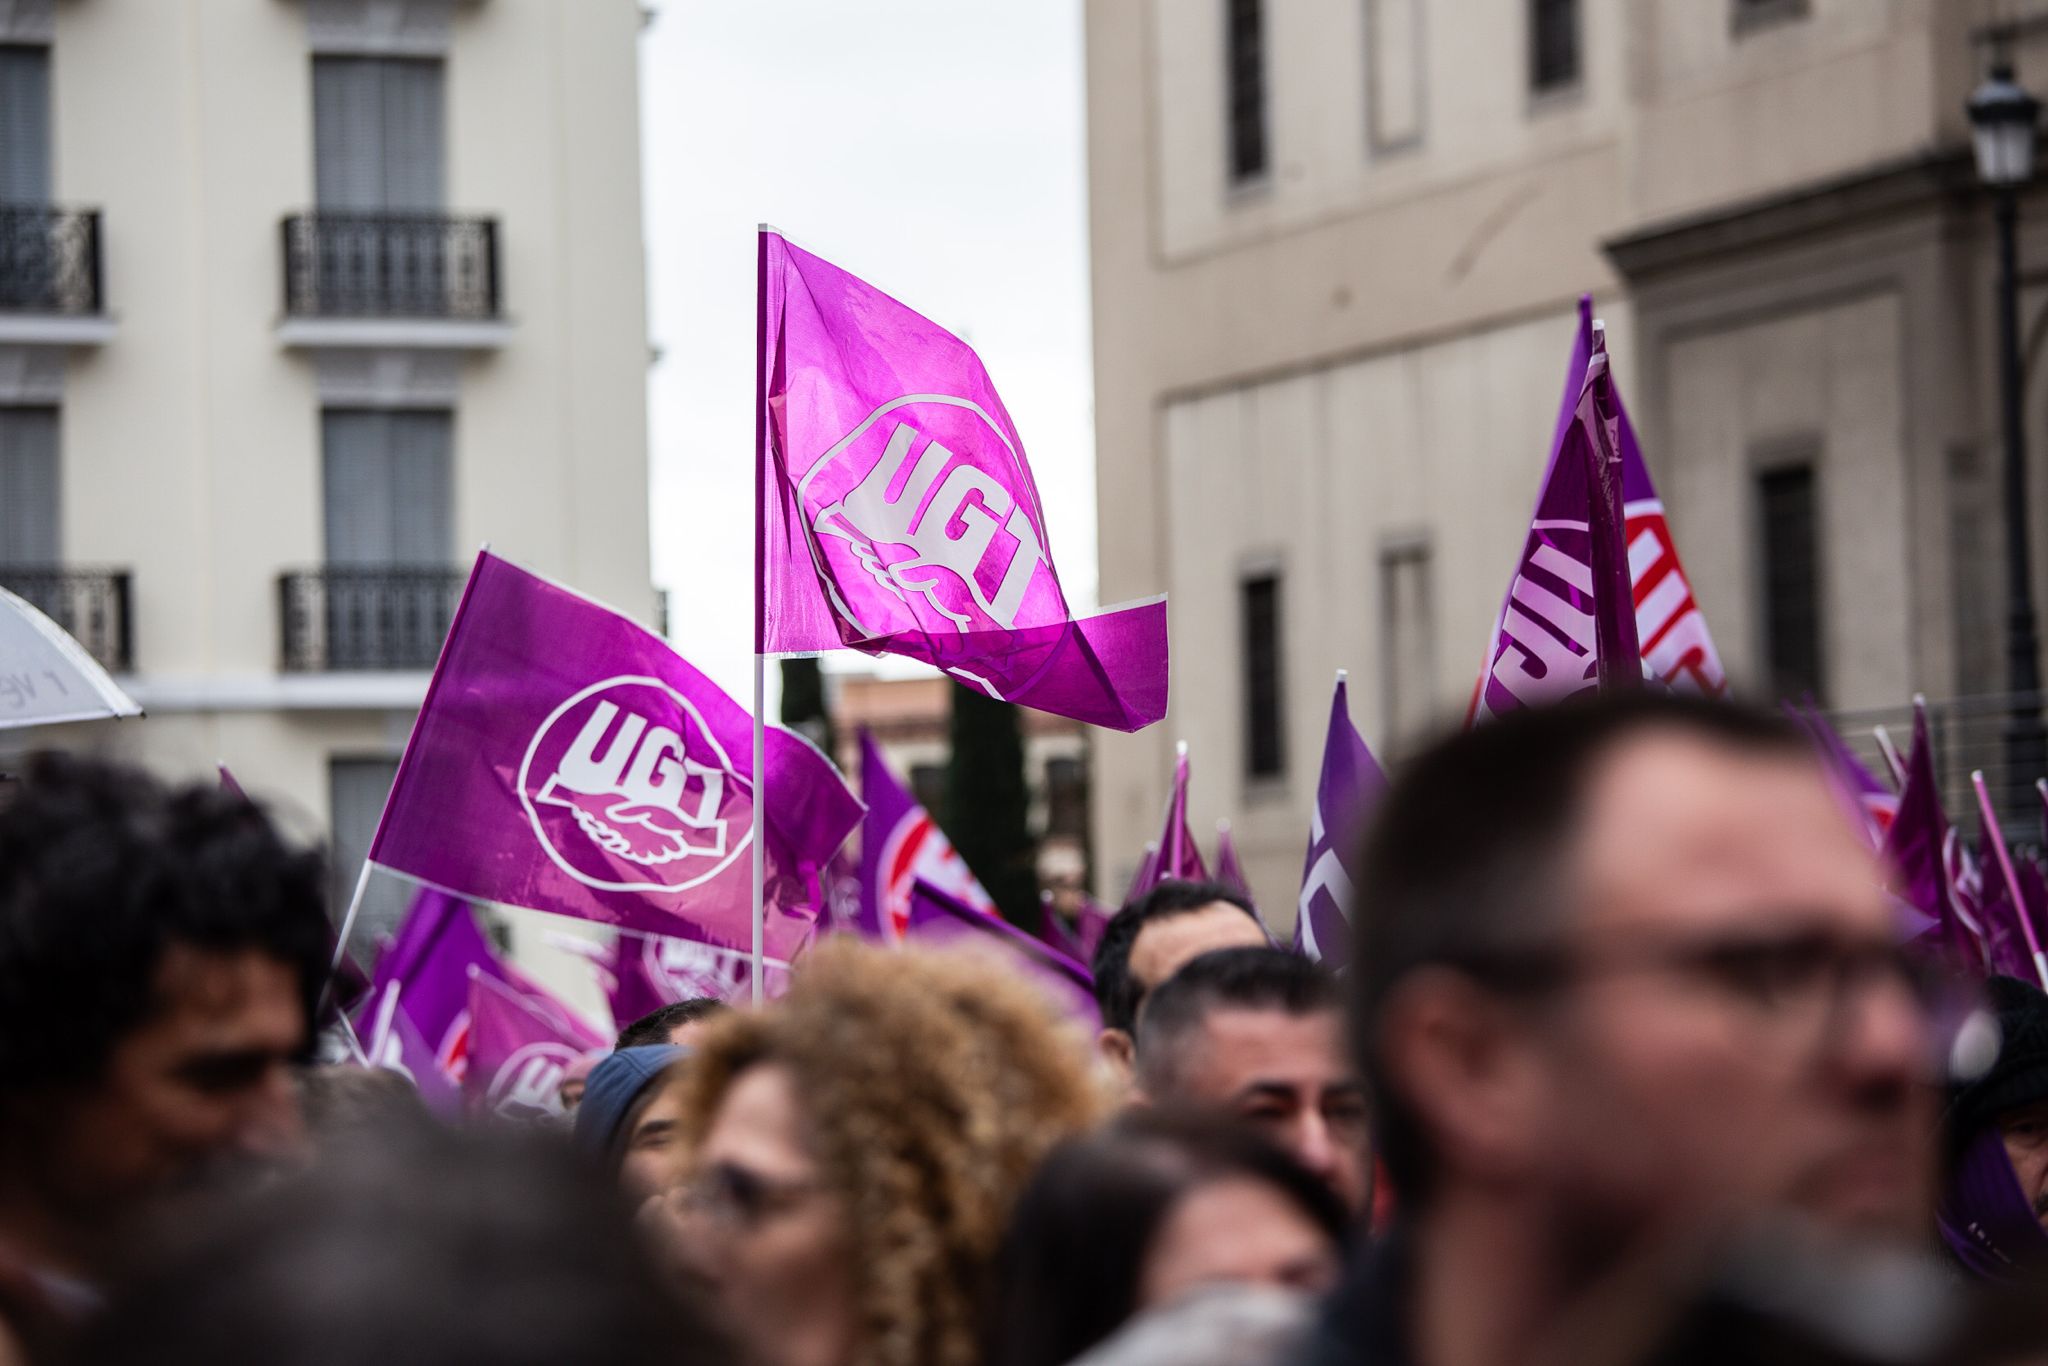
[279,567,464,672]
[0,568,132,673]
[282,212,500,320]
[0,205,103,314]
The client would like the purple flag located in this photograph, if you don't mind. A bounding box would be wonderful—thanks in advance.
[856,729,996,941]
[217,763,247,800]
[1471,301,1726,722]
[1037,892,1111,966]
[1215,820,1252,902]
[354,889,510,1114]
[1972,772,2048,989]
[1792,702,1899,852]
[1137,744,1208,893]
[1295,673,1388,965]
[462,972,607,1122]
[1883,702,1975,966]
[905,878,1099,1028]
[755,230,1167,732]
[368,552,861,960]
[595,928,799,1024]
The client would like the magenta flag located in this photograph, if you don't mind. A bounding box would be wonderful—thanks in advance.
[368,552,861,961]
[357,889,507,1099]
[1471,301,1725,721]
[755,230,1167,732]
[596,928,798,1025]
[1882,702,1976,966]
[1145,744,1209,890]
[856,729,997,941]
[1037,893,1111,965]
[1790,702,1899,852]
[1972,772,2048,988]
[1215,821,1252,902]
[1295,673,1388,965]
[462,973,607,1122]
[905,878,1099,1028]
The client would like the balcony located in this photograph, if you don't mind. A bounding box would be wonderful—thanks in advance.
[277,212,509,350]
[0,568,133,674]
[279,567,463,673]
[0,205,115,347]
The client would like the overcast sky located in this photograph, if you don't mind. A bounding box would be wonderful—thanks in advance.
[638,0,1098,705]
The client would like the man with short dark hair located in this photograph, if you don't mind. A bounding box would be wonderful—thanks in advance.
[1092,879,1269,1081]
[1135,947,1369,1213]
[1301,694,1936,1366]
[616,998,724,1050]
[0,754,330,1355]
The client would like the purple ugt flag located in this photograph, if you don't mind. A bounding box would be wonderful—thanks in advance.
[1470,304,1723,722]
[462,972,607,1122]
[368,552,862,962]
[598,929,799,1024]
[355,889,508,1114]
[857,729,998,942]
[1295,673,1388,966]
[906,878,1100,1029]
[1790,701,1900,853]
[1972,772,2048,989]
[755,230,1167,732]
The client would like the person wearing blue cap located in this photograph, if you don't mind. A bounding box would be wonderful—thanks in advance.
[572,1045,689,1202]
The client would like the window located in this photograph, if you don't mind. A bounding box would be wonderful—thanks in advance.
[1732,0,1808,35]
[0,44,49,203]
[312,55,445,211]
[1529,0,1580,95]
[0,407,57,564]
[1225,0,1268,184]
[1380,540,1435,754]
[1758,464,1823,701]
[322,409,452,567]
[329,757,405,957]
[1242,571,1285,780]
[1043,755,1089,841]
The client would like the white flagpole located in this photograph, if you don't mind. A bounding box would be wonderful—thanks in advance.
[318,860,373,1018]
[752,653,766,1004]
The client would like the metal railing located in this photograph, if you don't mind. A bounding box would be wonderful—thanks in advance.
[0,205,103,314]
[1826,692,2048,841]
[279,567,463,672]
[0,568,133,673]
[282,212,499,319]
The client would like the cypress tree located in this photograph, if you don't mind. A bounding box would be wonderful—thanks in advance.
[778,657,838,766]
[943,682,1038,932]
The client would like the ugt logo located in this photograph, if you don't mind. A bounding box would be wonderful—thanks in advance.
[799,396,1054,640]
[518,676,751,894]
[483,1042,583,1120]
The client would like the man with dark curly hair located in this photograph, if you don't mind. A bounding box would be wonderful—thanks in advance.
[0,754,330,1360]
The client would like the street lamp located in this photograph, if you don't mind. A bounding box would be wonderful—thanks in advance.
[1969,61,2046,814]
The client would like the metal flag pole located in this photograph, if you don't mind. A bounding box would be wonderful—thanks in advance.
[317,860,373,1019]
[752,654,766,1005]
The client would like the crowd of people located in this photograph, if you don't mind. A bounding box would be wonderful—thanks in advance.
[4,693,2048,1365]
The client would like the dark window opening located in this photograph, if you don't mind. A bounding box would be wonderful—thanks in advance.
[1759,464,1823,702]
[1226,0,1268,184]
[1530,0,1581,94]
[1243,572,1285,779]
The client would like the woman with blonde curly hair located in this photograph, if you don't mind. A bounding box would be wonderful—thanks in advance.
[659,939,1101,1366]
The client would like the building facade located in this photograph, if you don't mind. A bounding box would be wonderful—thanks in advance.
[0,0,653,958]
[1086,0,2047,925]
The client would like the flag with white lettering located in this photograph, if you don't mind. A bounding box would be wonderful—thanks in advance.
[462,972,607,1121]
[1470,299,1725,721]
[1295,674,1386,965]
[755,230,1167,731]
[857,729,997,941]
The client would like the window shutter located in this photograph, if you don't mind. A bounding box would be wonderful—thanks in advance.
[0,407,59,564]
[322,409,394,565]
[313,57,386,210]
[0,45,52,204]
[388,410,451,565]
[379,58,444,212]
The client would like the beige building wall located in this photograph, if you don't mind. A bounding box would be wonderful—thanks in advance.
[1088,0,2044,925]
[2,0,649,1005]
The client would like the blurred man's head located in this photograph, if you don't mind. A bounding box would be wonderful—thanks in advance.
[1941,975,2048,1277]
[1357,696,1934,1254]
[617,998,725,1050]
[1094,881,1268,1078]
[0,755,329,1274]
[1135,948,1368,1213]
